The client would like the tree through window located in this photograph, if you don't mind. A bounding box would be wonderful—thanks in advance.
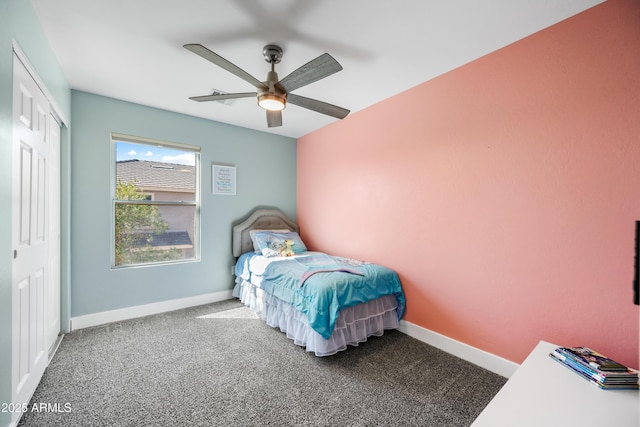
[112,134,200,267]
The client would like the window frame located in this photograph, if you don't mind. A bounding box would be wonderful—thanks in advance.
[110,133,201,269]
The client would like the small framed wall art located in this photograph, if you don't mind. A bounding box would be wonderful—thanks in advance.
[212,164,236,195]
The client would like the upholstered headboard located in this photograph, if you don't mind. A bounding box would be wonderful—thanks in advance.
[232,208,299,257]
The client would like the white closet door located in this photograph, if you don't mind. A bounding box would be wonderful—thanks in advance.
[11,54,58,420]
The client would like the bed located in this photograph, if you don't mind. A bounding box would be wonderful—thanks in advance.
[231,208,405,356]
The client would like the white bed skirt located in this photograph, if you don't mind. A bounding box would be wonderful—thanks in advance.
[232,277,400,356]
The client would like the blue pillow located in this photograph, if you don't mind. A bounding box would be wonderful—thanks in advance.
[249,229,291,253]
[253,231,307,257]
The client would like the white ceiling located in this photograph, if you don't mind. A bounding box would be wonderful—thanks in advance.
[31,0,604,139]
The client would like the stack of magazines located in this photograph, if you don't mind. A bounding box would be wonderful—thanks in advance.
[549,346,639,390]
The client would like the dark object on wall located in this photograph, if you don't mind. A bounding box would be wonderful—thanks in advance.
[634,221,639,305]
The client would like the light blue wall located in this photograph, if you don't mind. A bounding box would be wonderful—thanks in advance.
[70,91,297,316]
[0,1,71,426]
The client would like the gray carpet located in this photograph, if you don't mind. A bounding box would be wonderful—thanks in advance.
[18,299,506,426]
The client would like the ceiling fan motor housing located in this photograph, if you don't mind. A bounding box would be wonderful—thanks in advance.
[257,70,287,111]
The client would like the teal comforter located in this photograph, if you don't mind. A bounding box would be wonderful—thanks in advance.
[235,251,405,339]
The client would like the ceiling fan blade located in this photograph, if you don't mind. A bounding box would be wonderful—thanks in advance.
[184,44,267,90]
[287,93,350,119]
[266,110,283,127]
[278,53,342,93]
[189,92,256,102]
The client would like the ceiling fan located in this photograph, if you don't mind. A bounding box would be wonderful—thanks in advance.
[184,43,350,128]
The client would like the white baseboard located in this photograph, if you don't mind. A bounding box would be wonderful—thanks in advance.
[399,320,519,378]
[70,290,233,331]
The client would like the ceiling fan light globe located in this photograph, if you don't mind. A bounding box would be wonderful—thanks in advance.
[258,94,286,111]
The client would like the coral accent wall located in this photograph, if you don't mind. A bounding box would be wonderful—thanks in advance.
[297,0,640,368]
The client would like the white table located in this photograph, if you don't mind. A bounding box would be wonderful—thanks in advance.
[472,340,639,427]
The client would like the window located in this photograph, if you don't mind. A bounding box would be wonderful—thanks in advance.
[112,133,200,267]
